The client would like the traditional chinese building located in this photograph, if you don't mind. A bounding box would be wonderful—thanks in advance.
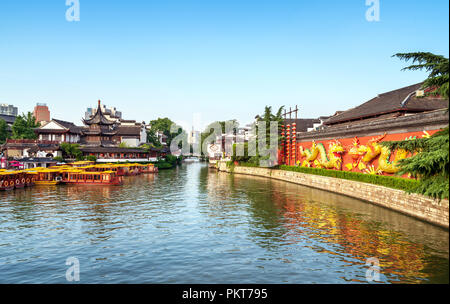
[280,83,449,176]
[75,100,150,161]
[29,100,169,162]
[35,119,82,143]
[0,139,61,159]
[80,100,120,147]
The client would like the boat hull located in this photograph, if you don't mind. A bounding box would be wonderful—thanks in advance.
[34,181,61,185]
[63,180,123,186]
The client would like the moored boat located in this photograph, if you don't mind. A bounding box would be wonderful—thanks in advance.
[13,170,26,189]
[33,169,63,185]
[61,169,123,186]
[141,163,158,173]
[0,170,36,190]
[0,171,17,190]
[24,171,37,187]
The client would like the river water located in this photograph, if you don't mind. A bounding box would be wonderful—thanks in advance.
[0,163,448,283]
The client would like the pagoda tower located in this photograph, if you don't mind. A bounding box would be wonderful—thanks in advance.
[81,100,119,147]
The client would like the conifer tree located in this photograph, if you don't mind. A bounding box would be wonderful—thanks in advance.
[383,52,449,200]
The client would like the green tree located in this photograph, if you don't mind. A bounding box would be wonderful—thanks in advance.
[147,131,161,147]
[383,128,449,200]
[0,119,8,144]
[245,105,284,166]
[200,120,237,156]
[85,155,97,162]
[11,112,39,139]
[147,117,184,147]
[393,52,449,99]
[382,52,449,200]
[255,105,284,146]
[60,142,82,160]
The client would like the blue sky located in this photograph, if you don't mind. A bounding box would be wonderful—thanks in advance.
[0,0,448,130]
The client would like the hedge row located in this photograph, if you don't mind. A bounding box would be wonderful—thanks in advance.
[154,161,175,170]
[277,165,421,192]
[235,162,420,192]
[234,162,260,168]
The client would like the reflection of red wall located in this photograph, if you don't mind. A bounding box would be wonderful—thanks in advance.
[280,129,440,177]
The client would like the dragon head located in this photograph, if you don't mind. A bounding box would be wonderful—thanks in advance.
[329,140,345,158]
[396,148,409,160]
[357,144,369,154]
[368,133,387,145]
[348,137,362,160]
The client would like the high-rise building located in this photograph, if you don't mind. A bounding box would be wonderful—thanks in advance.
[85,104,122,121]
[33,103,50,124]
[0,104,18,116]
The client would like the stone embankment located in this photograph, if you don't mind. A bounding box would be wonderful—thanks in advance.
[216,162,449,229]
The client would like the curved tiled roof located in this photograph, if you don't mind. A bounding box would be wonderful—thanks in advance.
[116,126,141,136]
[324,83,449,126]
[83,101,116,125]
[52,119,83,134]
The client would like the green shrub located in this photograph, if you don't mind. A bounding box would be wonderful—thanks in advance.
[86,155,97,162]
[165,154,179,166]
[53,156,64,162]
[238,162,261,168]
[278,165,421,193]
[155,161,173,169]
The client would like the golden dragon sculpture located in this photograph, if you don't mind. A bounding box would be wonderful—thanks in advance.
[356,133,408,174]
[299,140,345,170]
[299,141,319,165]
[296,132,417,174]
[313,140,345,170]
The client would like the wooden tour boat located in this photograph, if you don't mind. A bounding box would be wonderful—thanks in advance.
[0,170,36,190]
[33,169,63,185]
[1,161,157,191]
[141,163,158,173]
[60,169,123,186]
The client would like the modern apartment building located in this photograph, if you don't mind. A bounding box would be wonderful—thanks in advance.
[0,104,18,116]
[33,103,51,124]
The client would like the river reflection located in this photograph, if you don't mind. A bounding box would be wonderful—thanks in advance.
[0,163,448,283]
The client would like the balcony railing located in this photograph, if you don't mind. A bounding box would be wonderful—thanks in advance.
[6,139,60,145]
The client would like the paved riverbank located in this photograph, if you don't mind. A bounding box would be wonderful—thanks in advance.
[216,162,449,229]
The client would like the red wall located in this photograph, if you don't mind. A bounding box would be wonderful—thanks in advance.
[280,129,440,177]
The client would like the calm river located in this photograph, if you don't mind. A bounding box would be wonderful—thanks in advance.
[0,163,448,283]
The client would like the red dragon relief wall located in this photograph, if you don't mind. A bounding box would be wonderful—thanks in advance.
[281,130,440,177]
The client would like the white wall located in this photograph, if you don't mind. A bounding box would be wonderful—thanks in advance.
[121,138,139,147]
[140,127,147,144]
